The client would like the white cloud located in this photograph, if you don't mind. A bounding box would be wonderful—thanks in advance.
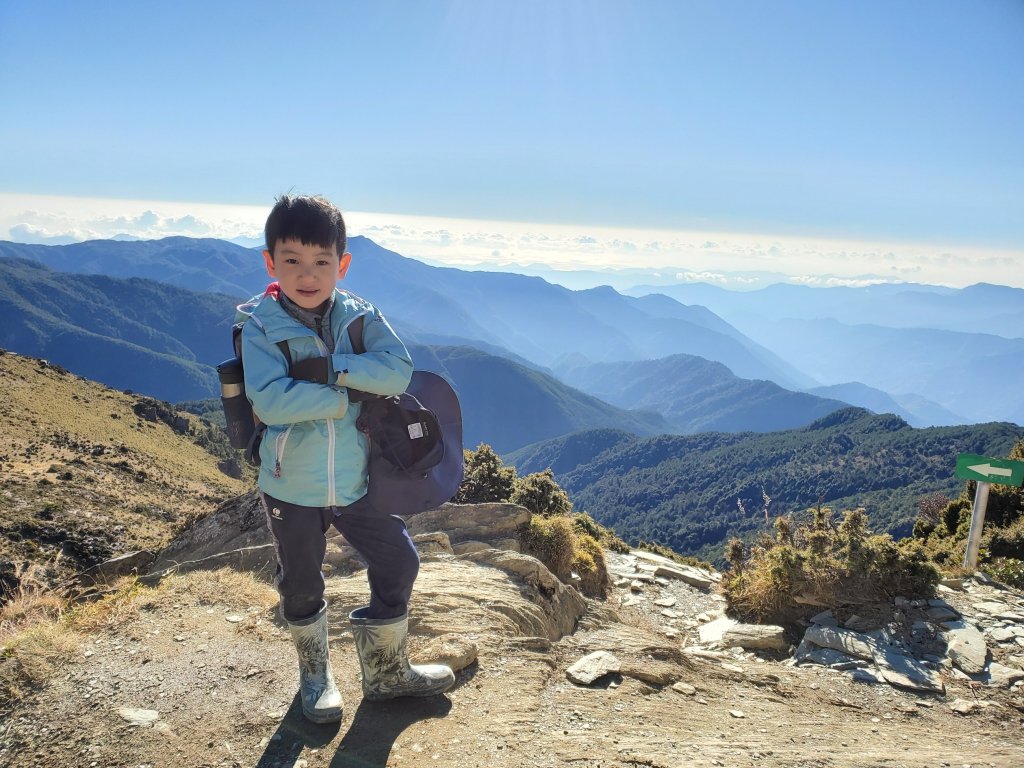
[1,192,1021,289]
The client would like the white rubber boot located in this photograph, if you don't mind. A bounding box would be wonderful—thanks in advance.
[287,601,343,723]
[349,607,455,700]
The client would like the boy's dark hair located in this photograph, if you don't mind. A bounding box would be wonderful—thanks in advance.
[264,194,347,258]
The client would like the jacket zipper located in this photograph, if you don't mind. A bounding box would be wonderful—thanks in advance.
[274,425,292,479]
[311,333,337,505]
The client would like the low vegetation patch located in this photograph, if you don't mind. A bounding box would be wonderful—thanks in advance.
[723,506,939,625]
[457,444,615,597]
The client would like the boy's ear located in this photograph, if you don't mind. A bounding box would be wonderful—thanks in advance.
[262,250,277,278]
[338,252,352,280]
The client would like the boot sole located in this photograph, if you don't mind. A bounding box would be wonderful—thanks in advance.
[302,707,344,723]
[362,680,455,701]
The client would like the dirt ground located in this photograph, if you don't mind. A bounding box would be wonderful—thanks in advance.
[2,553,1023,768]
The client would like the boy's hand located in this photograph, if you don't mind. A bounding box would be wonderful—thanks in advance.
[290,357,330,385]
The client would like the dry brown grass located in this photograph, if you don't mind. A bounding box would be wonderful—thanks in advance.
[160,567,279,610]
[0,564,65,645]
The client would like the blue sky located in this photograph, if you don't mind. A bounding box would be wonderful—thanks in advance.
[1,1,1022,287]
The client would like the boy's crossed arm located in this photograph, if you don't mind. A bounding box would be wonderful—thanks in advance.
[242,323,349,425]
[335,309,413,397]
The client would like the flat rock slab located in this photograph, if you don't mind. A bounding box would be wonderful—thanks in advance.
[803,624,878,661]
[988,626,1024,643]
[872,647,944,693]
[653,565,715,590]
[698,616,738,645]
[971,602,1024,621]
[793,639,858,668]
[944,621,989,674]
[980,662,1024,688]
[721,623,789,651]
[566,651,621,685]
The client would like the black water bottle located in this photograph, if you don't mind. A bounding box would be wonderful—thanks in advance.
[217,356,255,449]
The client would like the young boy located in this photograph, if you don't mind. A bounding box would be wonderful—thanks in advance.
[239,195,454,724]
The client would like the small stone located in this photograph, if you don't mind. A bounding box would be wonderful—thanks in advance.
[224,614,244,623]
[949,698,978,715]
[566,651,621,685]
[116,708,160,726]
[672,682,697,695]
[730,710,745,718]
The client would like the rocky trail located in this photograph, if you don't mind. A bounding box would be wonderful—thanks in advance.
[2,500,1024,768]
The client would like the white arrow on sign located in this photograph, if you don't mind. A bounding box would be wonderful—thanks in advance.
[968,462,1013,478]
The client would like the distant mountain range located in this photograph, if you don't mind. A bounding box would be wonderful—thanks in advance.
[0,236,811,388]
[745,318,1024,425]
[626,281,1024,340]
[2,235,1021,440]
[0,257,664,454]
[555,354,848,433]
[626,280,1024,425]
[509,408,1023,563]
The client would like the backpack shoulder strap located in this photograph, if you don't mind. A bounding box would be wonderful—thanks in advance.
[347,314,366,355]
[234,318,292,370]
[276,340,292,369]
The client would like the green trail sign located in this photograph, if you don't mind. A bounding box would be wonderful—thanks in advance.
[955,453,1024,487]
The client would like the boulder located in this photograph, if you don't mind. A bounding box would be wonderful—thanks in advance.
[698,616,738,645]
[460,549,586,639]
[406,502,530,545]
[413,531,454,556]
[150,490,268,571]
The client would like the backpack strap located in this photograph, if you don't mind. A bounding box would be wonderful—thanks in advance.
[274,316,357,378]
[347,314,366,355]
[276,340,292,368]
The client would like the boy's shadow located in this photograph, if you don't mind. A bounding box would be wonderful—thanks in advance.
[253,692,452,768]
[331,695,452,767]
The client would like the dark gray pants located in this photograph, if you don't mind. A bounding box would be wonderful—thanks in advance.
[261,492,420,623]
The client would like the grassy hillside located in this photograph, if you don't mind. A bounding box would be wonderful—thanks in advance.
[546,408,1022,563]
[0,349,249,591]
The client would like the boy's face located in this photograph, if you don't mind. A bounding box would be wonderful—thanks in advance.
[263,239,351,310]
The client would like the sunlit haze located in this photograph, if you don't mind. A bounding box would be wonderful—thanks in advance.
[1,2,1022,289]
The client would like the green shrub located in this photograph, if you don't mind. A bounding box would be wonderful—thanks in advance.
[455,444,517,504]
[983,557,1024,588]
[511,468,572,518]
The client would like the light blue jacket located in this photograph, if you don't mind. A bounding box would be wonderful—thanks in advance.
[239,287,413,507]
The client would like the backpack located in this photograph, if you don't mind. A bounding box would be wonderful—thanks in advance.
[216,310,464,516]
